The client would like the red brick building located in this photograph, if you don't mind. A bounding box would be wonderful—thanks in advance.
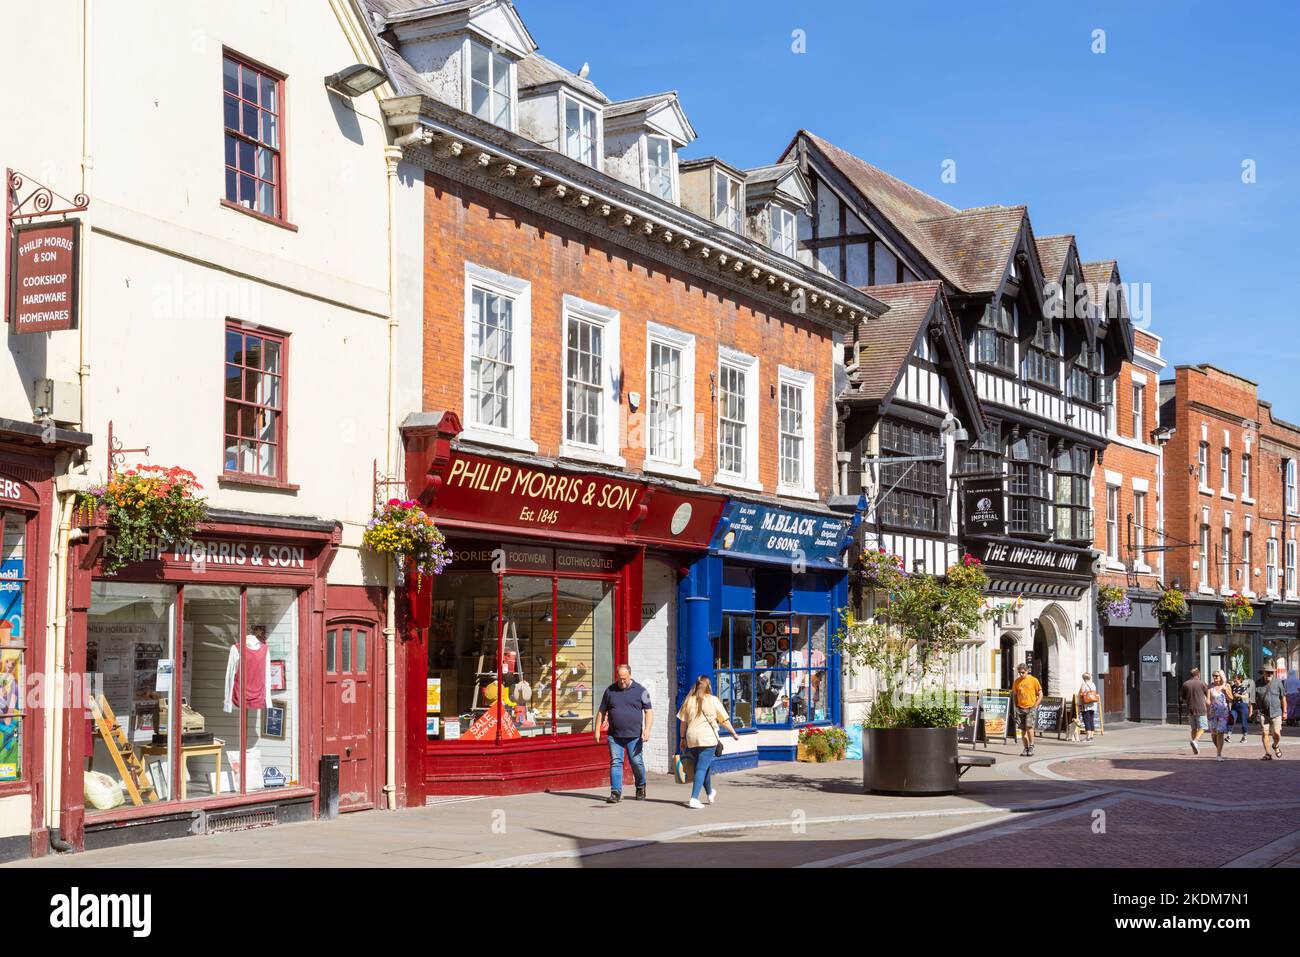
[366,0,884,797]
[1093,324,1168,723]
[1159,363,1300,721]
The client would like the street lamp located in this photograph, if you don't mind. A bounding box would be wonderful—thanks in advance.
[324,64,388,98]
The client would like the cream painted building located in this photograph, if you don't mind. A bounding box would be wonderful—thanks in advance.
[0,0,425,858]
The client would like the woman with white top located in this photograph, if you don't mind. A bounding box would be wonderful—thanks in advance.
[1077,672,1099,743]
[676,675,739,809]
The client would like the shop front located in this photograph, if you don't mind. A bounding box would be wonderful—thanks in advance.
[1260,603,1300,713]
[400,414,724,799]
[1099,590,1166,724]
[681,499,850,768]
[0,422,90,861]
[62,510,340,851]
[1164,598,1258,725]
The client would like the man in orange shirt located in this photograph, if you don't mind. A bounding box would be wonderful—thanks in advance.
[1012,663,1043,757]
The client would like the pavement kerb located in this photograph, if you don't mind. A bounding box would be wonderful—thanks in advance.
[473,787,1117,869]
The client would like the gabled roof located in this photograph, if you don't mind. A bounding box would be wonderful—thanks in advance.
[846,281,984,429]
[914,205,1028,294]
[744,162,811,210]
[374,0,537,58]
[517,52,608,104]
[604,91,697,145]
[1083,259,1135,362]
[1035,234,1075,286]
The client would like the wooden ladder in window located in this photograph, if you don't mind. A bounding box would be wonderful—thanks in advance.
[90,694,156,807]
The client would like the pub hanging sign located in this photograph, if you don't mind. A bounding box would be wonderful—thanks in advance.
[8,219,80,333]
[961,475,1005,537]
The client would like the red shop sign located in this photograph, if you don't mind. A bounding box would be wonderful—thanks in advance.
[432,452,646,541]
[8,220,79,333]
[631,487,726,551]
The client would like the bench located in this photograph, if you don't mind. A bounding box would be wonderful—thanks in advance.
[956,753,996,778]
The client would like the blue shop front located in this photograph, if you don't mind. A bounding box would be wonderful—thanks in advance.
[677,500,850,770]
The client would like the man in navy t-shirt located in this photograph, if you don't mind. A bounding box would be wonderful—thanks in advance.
[596,664,654,803]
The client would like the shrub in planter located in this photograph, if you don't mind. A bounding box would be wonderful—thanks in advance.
[76,465,208,574]
[363,498,453,585]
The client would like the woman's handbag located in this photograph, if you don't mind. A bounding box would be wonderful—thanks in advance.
[672,751,693,784]
[703,702,725,758]
[1081,687,1100,705]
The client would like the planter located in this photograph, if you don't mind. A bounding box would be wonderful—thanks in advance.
[863,726,958,795]
[796,743,844,763]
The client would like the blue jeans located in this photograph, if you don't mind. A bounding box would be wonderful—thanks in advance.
[688,745,718,801]
[1231,701,1250,735]
[608,736,646,794]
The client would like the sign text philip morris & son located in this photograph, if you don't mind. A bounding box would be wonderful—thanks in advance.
[8,221,79,333]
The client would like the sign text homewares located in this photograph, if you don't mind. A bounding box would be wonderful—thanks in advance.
[8,220,79,332]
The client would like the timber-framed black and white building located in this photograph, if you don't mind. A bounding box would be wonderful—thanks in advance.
[786,131,1134,697]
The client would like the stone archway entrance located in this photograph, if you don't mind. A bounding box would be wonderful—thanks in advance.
[1032,604,1074,697]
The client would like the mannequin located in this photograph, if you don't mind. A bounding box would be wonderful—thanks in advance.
[223,624,274,714]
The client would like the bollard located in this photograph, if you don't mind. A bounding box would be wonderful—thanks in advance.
[320,754,340,820]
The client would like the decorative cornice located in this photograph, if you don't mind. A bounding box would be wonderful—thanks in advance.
[385,98,884,331]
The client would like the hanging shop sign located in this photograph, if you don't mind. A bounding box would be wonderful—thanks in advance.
[961,476,1005,537]
[966,538,1091,577]
[8,220,79,333]
[710,501,849,569]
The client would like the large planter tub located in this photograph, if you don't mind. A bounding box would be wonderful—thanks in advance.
[863,727,958,795]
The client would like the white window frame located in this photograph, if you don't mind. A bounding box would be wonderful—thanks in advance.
[716,347,760,491]
[466,40,514,131]
[1133,488,1147,571]
[1288,536,1298,600]
[561,93,600,167]
[777,365,816,500]
[559,295,623,467]
[1288,459,1298,514]
[770,205,797,258]
[714,169,743,233]
[1105,485,1119,561]
[1242,450,1252,502]
[461,262,535,453]
[1220,446,1231,497]
[1268,528,1279,597]
[1131,381,1144,441]
[644,134,676,202]
[644,322,698,480]
[1198,508,1210,591]
[1242,518,1254,596]
[1220,523,1232,595]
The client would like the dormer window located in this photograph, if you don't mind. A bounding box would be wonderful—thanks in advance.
[714,170,742,232]
[1023,318,1062,389]
[470,41,513,128]
[646,135,674,200]
[563,95,598,166]
[770,206,797,258]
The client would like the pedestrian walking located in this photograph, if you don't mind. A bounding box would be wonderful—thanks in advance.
[1258,665,1288,761]
[1077,672,1100,742]
[1180,667,1210,755]
[1012,663,1043,756]
[595,664,653,804]
[675,675,739,809]
[1208,670,1231,760]
[1230,672,1253,742]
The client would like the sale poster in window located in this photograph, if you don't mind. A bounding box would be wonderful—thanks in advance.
[0,559,22,646]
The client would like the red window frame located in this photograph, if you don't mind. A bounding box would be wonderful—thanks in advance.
[222,49,287,225]
[224,321,289,483]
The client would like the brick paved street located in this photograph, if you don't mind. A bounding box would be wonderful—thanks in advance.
[10,724,1298,869]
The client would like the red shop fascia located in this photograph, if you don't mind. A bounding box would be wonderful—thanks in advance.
[0,422,92,862]
[399,412,724,801]
[60,509,340,851]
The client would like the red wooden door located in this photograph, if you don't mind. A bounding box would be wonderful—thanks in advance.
[324,622,375,811]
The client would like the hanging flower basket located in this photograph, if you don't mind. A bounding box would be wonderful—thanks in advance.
[1223,593,1254,629]
[855,548,907,589]
[76,465,209,574]
[1097,584,1132,622]
[1154,587,1189,627]
[363,498,453,585]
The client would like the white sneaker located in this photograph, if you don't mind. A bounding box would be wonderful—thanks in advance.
[1216,756,1226,762]
[687,798,705,809]
[707,789,717,805]
[1191,740,1200,755]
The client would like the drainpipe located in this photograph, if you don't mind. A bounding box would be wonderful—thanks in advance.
[47,485,81,848]
[382,145,403,811]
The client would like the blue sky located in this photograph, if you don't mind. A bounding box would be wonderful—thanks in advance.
[523,1,1300,414]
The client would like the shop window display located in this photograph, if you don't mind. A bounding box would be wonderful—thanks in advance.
[426,570,615,742]
[714,612,829,728]
[0,513,28,782]
[85,582,298,813]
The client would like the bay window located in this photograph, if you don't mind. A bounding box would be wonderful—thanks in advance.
[1008,430,1050,536]
[1023,318,1062,389]
[878,419,944,532]
[1068,341,1105,405]
[976,302,1016,372]
[1054,444,1092,542]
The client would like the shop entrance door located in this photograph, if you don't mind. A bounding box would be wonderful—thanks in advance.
[1104,635,1126,723]
[324,622,375,811]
